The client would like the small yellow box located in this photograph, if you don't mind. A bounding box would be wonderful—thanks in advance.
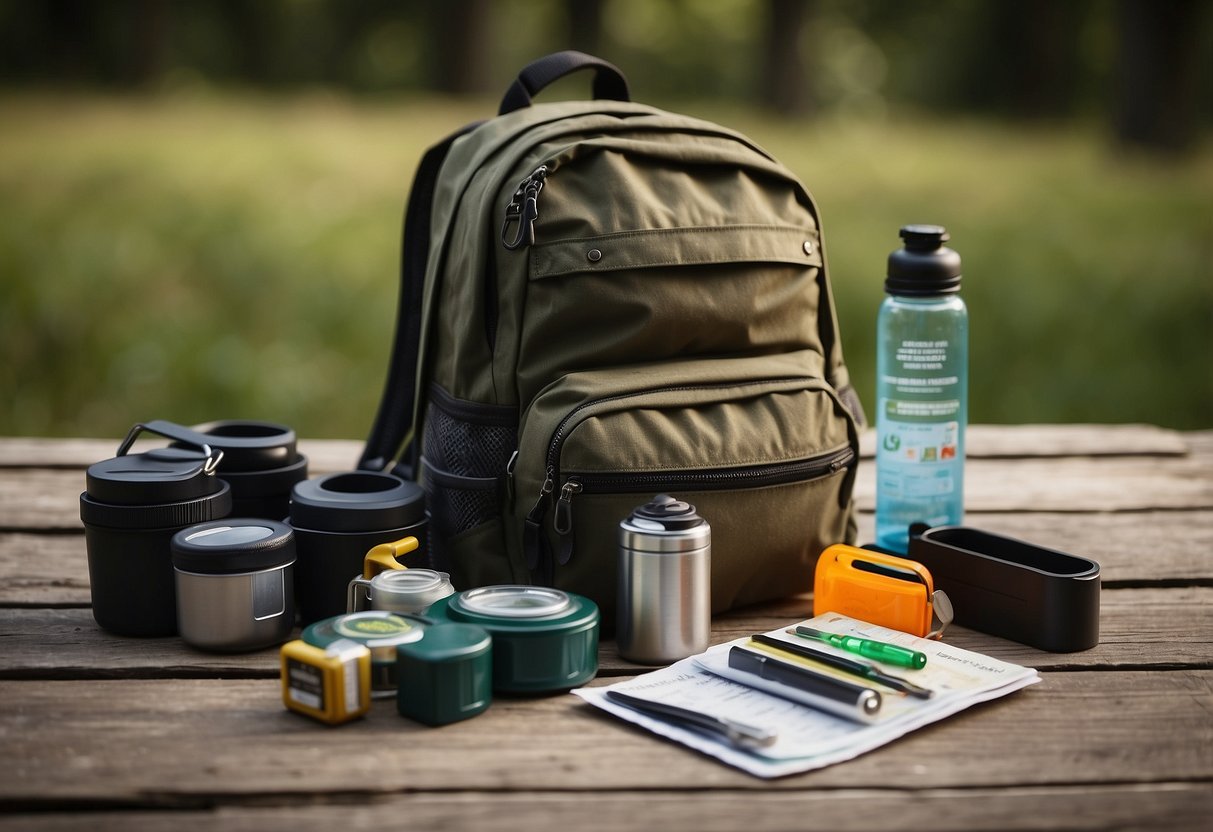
[280,638,371,725]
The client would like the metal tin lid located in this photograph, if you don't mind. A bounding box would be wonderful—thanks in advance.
[456,586,572,618]
[397,623,491,663]
[303,610,428,651]
[289,471,425,533]
[619,494,712,553]
[171,519,295,575]
[441,586,600,636]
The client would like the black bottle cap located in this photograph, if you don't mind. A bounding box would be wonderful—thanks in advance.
[185,420,299,472]
[85,448,226,506]
[885,224,962,296]
[633,493,704,531]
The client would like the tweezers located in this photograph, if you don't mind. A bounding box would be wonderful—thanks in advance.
[604,689,777,750]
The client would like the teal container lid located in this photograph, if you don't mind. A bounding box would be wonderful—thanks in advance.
[439,586,599,634]
[397,623,491,662]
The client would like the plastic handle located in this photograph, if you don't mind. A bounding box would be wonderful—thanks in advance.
[362,536,419,579]
[115,421,221,474]
[498,50,630,115]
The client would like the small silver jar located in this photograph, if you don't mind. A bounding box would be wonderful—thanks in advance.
[171,519,296,652]
[617,494,711,665]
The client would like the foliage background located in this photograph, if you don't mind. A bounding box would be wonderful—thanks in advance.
[1,0,1210,439]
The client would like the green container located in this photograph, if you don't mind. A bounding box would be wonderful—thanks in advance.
[427,586,599,694]
[396,623,492,726]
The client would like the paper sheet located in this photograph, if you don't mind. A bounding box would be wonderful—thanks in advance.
[573,613,1040,778]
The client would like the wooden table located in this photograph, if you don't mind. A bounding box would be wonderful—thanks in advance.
[2,426,1211,830]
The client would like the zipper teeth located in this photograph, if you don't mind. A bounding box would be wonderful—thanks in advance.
[569,447,855,492]
[545,376,813,472]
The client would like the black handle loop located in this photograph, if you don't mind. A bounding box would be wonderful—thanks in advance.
[498,50,630,115]
[116,420,222,474]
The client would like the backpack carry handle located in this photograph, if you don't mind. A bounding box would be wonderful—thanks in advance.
[498,50,630,115]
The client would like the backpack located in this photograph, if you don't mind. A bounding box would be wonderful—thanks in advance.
[358,52,864,622]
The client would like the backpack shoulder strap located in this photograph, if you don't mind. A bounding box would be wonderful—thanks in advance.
[358,124,479,472]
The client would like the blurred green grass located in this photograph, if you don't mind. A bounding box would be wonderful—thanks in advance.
[1,92,1210,440]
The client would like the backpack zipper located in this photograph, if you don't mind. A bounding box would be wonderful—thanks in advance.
[521,376,854,570]
[551,446,856,566]
[501,165,549,250]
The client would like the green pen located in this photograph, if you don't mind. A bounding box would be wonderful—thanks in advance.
[791,625,928,670]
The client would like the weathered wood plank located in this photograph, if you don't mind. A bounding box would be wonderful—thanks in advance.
[0,587,1208,679]
[4,509,1209,607]
[0,426,1191,471]
[0,437,363,474]
[2,783,1209,832]
[0,671,1209,799]
[7,450,1212,532]
[858,423,1192,459]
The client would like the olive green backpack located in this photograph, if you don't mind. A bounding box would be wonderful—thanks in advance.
[359,52,863,621]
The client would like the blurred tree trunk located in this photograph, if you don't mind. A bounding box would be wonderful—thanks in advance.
[566,0,604,55]
[1113,0,1206,154]
[761,0,815,116]
[427,0,494,94]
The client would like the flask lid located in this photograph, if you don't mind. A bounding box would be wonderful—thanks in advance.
[886,224,962,296]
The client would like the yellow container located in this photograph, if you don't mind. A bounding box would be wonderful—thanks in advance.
[280,638,371,725]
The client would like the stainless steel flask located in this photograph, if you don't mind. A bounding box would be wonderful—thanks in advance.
[617,495,711,665]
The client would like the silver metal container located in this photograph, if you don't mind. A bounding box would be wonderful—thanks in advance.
[171,519,296,652]
[617,494,711,665]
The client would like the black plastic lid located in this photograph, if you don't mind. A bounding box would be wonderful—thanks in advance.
[185,420,299,472]
[80,479,232,530]
[289,471,425,533]
[885,224,962,296]
[630,494,704,531]
[86,447,225,506]
[171,519,296,574]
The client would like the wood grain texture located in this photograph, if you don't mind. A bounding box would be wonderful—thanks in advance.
[7,447,1212,531]
[5,510,1209,607]
[2,784,1209,832]
[1,587,1208,679]
[1,671,1209,801]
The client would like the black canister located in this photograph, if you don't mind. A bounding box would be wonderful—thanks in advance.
[79,423,233,636]
[176,420,308,520]
[289,472,427,625]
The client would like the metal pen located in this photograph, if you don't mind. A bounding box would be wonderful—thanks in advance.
[727,645,882,722]
[604,689,777,750]
[750,634,933,699]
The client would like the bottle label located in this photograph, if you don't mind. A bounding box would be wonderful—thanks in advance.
[877,338,963,500]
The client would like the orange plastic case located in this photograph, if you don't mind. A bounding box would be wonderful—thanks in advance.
[813,544,937,637]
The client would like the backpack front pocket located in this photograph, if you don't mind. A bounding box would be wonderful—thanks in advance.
[511,351,859,620]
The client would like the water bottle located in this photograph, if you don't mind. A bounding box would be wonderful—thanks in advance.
[875,225,968,553]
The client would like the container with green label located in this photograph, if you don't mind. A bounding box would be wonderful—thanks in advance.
[302,610,428,697]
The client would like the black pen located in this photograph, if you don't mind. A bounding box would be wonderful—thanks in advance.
[750,634,934,699]
[727,646,882,721]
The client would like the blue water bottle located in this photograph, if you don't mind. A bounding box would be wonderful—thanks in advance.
[875,225,968,553]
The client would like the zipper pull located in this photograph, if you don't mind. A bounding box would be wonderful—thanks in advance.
[553,479,582,535]
[501,165,548,250]
[523,467,556,571]
[554,478,582,566]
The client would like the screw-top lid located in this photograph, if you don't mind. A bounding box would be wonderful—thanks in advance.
[289,471,425,532]
[619,494,712,553]
[184,420,299,472]
[171,519,295,574]
[397,622,492,663]
[885,224,962,296]
[80,422,232,530]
